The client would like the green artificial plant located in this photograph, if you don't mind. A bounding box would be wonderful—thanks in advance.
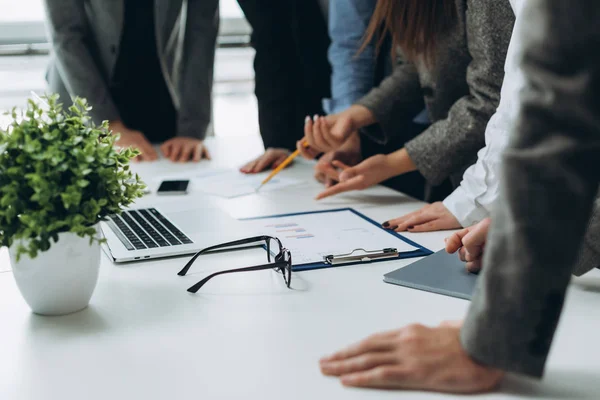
[0,94,145,261]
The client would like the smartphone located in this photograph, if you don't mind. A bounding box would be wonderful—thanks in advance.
[157,180,190,195]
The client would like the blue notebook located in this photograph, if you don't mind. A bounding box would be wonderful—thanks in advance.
[240,208,432,271]
[383,250,478,300]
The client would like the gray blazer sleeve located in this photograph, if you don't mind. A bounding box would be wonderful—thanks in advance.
[176,0,219,139]
[461,0,600,378]
[573,196,600,276]
[404,0,514,185]
[43,0,120,123]
[356,61,425,142]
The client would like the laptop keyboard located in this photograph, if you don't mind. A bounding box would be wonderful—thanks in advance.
[108,208,193,251]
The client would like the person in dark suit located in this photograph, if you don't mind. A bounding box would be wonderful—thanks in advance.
[238,0,331,173]
[318,0,600,393]
[44,0,217,162]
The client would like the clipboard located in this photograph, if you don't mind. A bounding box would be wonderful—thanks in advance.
[240,208,432,271]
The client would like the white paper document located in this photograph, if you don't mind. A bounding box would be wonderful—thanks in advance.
[195,170,303,199]
[241,209,418,265]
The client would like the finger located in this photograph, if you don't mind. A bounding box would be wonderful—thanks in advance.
[303,115,311,138]
[241,159,259,174]
[299,143,319,159]
[466,260,483,273]
[325,177,338,188]
[312,116,329,152]
[407,218,451,233]
[340,366,410,389]
[320,353,397,377]
[331,159,351,171]
[463,248,484,263]
[160,141,172,158]
[192,144,202,162]
[299,139,314,159]
[396,213,435,232]
[304,116,317,151]
[202,145,211,160]
[307,147,322,159]
[271,154,289,169]
[178,143,194,162]
[315,175,366,200]
[302,117,320,159]
[445,227,471,254]
[383,212,416,229]
[462,225,488,254]
[320,332,396,363]
[254,152,278,172]
[141,140,158,161]
[458,247,468,262]
[314,170,326,184]
[316,162,340,183]
[318,116,338,149]
[169,142,183,162]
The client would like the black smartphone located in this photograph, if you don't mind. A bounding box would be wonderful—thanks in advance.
[157,180,190,195]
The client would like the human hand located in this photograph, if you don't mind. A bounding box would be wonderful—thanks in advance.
[445,218,491,273]
[315,154,397,200]
[382,202,462,233]
[314,134,363,187]
[301,105,375,156]
[240,148,291,174]
[110,120,158,162]
[320,321,503,393]
[160,137,210,163]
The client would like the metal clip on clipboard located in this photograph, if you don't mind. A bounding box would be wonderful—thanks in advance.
[324,248,399,265]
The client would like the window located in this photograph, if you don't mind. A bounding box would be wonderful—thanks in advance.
[0,0,250,46]
[0,1,258,137]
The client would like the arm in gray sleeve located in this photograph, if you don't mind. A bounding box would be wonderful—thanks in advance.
[43,0,119,123]
[176,0,219,139]
[404,0,514,185]
[573,196,600,276]
[461,0,600,378]
[356,61,425,144]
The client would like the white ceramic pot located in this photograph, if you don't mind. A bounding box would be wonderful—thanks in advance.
[9,227,101,316]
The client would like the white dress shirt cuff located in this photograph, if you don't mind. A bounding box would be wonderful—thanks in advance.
[443,186,491,227]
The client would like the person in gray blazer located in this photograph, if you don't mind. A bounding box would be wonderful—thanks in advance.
[44,0,218,162]
[300,0,514,202]
[318,0,600,393]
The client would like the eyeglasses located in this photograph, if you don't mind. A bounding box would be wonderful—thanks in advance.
[177,235,292,293]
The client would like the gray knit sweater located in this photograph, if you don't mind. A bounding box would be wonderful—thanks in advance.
[357,0,515,187]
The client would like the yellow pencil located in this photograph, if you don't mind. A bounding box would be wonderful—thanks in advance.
[256,142,308,192]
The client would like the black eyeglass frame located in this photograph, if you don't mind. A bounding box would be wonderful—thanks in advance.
[177,235,292,293]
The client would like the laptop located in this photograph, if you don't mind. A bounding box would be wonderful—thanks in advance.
[100,206,244,263]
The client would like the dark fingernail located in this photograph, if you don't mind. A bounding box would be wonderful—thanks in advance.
[382,221,390,228]
[407,226,414,230]
[390,225,398,230]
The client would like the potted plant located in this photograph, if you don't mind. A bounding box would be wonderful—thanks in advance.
[0,94,145,315]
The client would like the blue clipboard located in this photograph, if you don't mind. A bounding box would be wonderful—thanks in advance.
[240,208,432,271]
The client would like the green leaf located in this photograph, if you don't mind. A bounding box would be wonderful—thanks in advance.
[0,93,145,260]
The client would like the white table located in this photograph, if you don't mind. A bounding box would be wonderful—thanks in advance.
[1,136,599,400]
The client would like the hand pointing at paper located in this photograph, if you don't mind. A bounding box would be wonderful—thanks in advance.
[315,149,417,200]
